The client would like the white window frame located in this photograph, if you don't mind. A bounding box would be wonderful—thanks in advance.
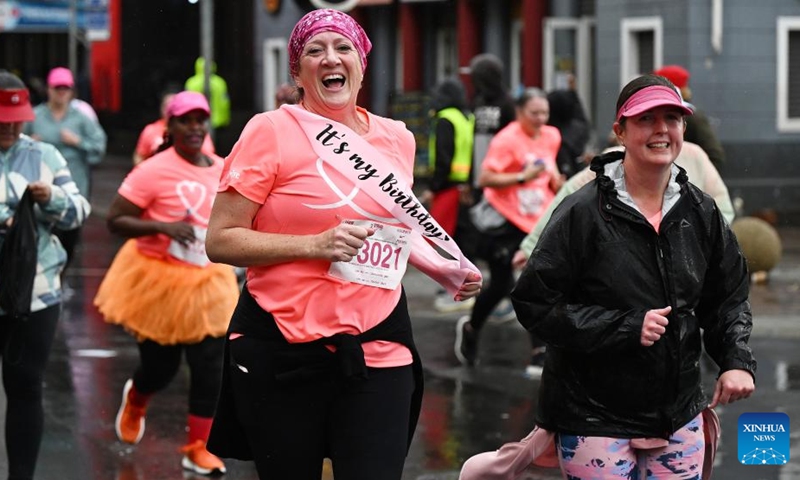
[543,16,595,120]
[262,38,288,112]
[510,19,523,94]
[777,17,800,132]
[620,16,662,89]
[435,26,458,83]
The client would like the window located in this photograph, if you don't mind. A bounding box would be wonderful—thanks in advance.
[510,19,523,94]
[543,16,595,120]
[620,16,662,88]
[777,17,800,132]
[435,26,458,82]
[263,38,288,112]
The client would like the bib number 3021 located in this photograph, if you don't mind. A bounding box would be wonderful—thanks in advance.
[356,239,403,270]
[328,220,412,289]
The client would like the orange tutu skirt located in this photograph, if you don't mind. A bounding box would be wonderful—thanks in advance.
[94,240,239,345]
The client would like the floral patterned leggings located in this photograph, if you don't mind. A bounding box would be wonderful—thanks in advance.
[556,414,705,479]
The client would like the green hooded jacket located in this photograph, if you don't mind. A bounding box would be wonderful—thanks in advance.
[185,57,231,129]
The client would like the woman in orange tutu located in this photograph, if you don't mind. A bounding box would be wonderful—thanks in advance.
[94,91,237,476]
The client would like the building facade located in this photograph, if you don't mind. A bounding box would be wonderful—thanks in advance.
[594,0,800,222]
[3,0,797,221]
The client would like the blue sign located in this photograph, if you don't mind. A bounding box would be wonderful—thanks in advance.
[0,1,107,35]
[738,412,790,465]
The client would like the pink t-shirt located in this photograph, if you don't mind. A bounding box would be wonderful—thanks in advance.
[119,147,223,265]
[482,122,561,233]
[218,107,417,367]
[135,118,216,160]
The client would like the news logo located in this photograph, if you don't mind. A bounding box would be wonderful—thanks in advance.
[738,412,789,465]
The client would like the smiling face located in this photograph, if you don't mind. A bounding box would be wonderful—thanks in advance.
[0,121,23,151]
[613,106,685,168]
[168,110,209,158]
[517,96,549,136]
[294,31,363,114]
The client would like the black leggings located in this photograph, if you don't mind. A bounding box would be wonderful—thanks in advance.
[54,227,82,270]
[133,336,225,417]
[0,305,60,480]
[470,227,544,349]
[229,335,414,480]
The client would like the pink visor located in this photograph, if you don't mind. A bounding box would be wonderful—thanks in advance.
[47,67,74,88]
[0,89,35,123]
[616,85,693,122]
[166,91,210,119]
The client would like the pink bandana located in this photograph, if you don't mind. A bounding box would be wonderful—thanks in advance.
[288,9,372,78]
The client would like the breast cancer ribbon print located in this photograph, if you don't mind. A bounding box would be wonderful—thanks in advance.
[283,105,481,294]
[176,180,209,224]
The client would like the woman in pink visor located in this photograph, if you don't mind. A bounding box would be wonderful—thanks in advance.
[204,8,481,480]
[508,73,756,478]
[460,73,756,480]
[95,91,238,476]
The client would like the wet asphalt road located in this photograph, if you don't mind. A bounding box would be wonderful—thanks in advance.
[1,156,799,479]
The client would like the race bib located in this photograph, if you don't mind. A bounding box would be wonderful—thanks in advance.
[167,226,210,267]
[328,220,412,290]
[518,188,546,217]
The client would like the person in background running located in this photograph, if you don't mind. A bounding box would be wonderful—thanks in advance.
[463,53,521,323]
[24,66,106,270]
[0,70,90,480]
[94,91,238,476]
[454,87,562,378]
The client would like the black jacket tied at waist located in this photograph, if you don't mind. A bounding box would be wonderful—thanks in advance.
[208,285,423,460]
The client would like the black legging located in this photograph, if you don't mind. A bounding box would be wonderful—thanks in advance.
[229,333,415,480]
[0,305,60,480]
[54,227,82,271]
[133,336,225,417]
[470,226,545,349]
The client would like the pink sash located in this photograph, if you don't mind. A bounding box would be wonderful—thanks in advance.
[283,105,481,296]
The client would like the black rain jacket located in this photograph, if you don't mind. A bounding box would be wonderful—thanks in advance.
[511,150,756,439]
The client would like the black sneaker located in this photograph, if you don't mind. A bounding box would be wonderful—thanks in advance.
[454,315,478,366]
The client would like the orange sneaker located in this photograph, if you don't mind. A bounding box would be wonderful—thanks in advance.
[115,379,146,444]
[181,440,227,476]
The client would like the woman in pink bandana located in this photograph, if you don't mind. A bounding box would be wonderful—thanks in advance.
[204,9,481,480]
[461,74,755,479]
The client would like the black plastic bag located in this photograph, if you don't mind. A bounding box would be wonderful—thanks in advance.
[0,187,38,319]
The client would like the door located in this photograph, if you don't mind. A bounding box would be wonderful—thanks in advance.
[543,16,595,120]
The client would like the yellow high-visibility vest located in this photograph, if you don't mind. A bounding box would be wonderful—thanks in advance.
[428,107,475,183]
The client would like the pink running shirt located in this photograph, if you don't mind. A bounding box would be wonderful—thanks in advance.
[218,107,417,367]
[119,147,223,265]
[482,122,561,233]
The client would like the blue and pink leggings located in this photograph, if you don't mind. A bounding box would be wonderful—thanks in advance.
[556,414,705,479]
